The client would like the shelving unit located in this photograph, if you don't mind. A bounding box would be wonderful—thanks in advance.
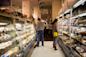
[57,0,86,57]
[0,7,36,57]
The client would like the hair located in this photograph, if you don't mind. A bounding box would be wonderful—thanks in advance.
[51,19,58,24]
[38,18,41,21]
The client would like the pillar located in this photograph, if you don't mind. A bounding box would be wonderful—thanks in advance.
[22,0,32,18]
[52,0,62,20]
[33,6,41,19]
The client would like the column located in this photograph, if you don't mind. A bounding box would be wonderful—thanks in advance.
[22,0,32,18]
[33,6,41,19]
[52,0,62,20]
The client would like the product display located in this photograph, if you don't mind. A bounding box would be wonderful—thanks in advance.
[0,0,86,57]
[0,6,36,57]
[57,0,86,57]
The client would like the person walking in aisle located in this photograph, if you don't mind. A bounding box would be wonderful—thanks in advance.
[35,18,45,47]
[51,19,58,50]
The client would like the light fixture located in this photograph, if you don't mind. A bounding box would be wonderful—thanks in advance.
[0,23,8,25]
[73,0,86,8]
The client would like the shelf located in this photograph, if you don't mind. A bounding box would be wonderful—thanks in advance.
[1,33,35,57]
[0,12,25,22]
[78,20,86,24]
[70,13,86,19]
[58,9,71,18]
[58,0,86,19]
[62,32,86,46]
[73,0,86,8]
[58,38,80,57]
[67,46,82,57]
[73,25,86,27]
[62,31,70,37]
[0,12,35,56]
[1,46,20,57]
[0,41,12,49]
[57,0,86,56]
[64,9,71,15]
[59,14,64,18]
[1,34,35,57]
[73,38,86,46]
[74,47,85,57]
[59,35,86,57]
[0,31,35,50]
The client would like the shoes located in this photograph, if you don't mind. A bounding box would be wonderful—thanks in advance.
[53,45,58,50]
[42,43,44,46]
[34,45,36,48]
[54,48,57,50]
[34,44,44,48]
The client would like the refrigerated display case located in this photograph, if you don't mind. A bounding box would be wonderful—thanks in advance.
[0,7,36,57]
[57,0,86,57]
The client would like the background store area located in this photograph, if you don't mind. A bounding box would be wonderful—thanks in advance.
[0,0,86,57]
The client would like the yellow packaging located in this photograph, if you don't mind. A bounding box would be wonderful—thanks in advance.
[53,32,58,37]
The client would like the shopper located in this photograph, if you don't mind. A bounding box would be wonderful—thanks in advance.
[51,19,58,50]
[35,18,45,47]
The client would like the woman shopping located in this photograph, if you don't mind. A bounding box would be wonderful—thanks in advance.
[51,19,58,50]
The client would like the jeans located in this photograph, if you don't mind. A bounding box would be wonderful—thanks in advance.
[36,30,44,46]
[53,38,58,46]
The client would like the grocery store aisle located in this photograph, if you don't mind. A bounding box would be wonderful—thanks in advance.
[30,41,65,57]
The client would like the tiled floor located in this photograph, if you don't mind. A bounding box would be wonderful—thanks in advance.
[31,41,65,57]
